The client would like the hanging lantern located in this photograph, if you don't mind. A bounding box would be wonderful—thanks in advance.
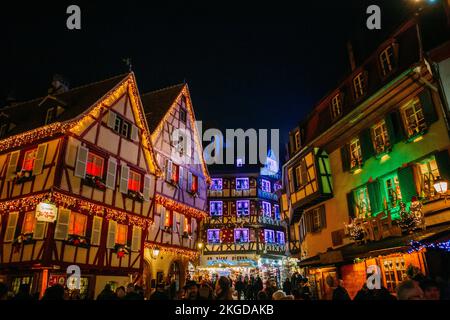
[433,176,448,194]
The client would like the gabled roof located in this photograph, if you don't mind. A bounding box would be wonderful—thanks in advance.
[140,83,186,132]
[0,74,129,138]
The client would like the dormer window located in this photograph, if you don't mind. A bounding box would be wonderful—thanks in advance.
[0,123,8,138]
[45,107,56,125]
[380,45,395,76]
[294,131,301,151]
[353,72,366,99]
[180,95,187,123]
[331,93,342,119]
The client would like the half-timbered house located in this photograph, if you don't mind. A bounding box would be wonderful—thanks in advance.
[0,73,159,298]
[140,84,210,293]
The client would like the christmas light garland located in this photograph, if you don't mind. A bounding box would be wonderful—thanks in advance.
[155,194,208,219]
[408,240,450,253]
[144,242,200,260]
[0,191,152,228]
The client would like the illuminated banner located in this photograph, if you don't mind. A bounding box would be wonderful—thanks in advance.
[36,202,58,222]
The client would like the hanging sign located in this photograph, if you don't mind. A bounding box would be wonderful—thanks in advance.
[36,202,58,222]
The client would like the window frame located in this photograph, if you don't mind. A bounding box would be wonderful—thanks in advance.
[68,212,88,237]
[128,169,142,192]
[235,177,249,190]
[207,229,220,244]
[210,178,223,191]
[379,45,395,76]
[402,98,427,138]
[331,93,342,119]
[86,152,105,178]
[294,131,301,151]
[234,228,249,243]
[22,212,36,234]
[236,200,250,217]
[261,179,271,193]
[371,119,390,155]
[349,138,363,170]
[116,223,128,245]
[262,201,272,218]
[209,201,223,216]
[353,72,366,99]
[22,148,38,172]
[264,229,275,244]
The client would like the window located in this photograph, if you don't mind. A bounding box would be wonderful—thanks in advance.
[380,45,394,76]
[264,229,275,243]
[276,231,285,244]
[22,212,35,234]
[116,224,128,245]
[261,179,271,193]
[0,123,8,138]
[382,257,407,293]
[331,94,342,119]
[69,212,87,236]
[236,178,249,190]
[236,200,250,217]
[353,72,366,99]
[112,113,132,139]
[180,108,187,123]
[86,153,104,177]
[418,157,440,198]
[353,186,371,218]
[128,170,141,192]
[234,228,249,243]
[294,131,301,151]
[210,178,223,191]
[295,158,308,188]
[349,138,363,169]
[274,205,281,220]
[171,164,179,184]
[22,148,37,171]
[183,217,191,233]
[210,201,223,216]
[312,209,321,232]
[262,201,271,218]
[45,107,56,125]
[274,182,282,192]
[382,174,402,209]
[371,120,390,154]
[402,98,427,138]
[288,168,295,193]
[190,174,198,193]
[207,229,220,244]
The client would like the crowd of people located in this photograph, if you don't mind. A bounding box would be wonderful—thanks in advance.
[0,271,448,301]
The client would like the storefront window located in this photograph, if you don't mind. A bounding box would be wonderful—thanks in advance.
[353,186,371,218]
[11,276,33,295]
[382,257,407,293]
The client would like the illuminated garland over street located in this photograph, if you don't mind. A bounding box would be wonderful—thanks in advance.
[155,194,208,219]
[408,240,450,253]
[0,191,152,229]
[144,242,199,260]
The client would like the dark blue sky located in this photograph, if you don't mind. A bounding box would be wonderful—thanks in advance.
[2,0,438,160]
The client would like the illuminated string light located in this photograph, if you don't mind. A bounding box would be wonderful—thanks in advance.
[144,242,200,260]
[155,194,208,219]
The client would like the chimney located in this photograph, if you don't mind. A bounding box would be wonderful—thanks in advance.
[48,74,70,95]
[347,41,357,72]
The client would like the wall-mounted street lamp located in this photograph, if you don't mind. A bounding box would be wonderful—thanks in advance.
[151,247,160,260]
[197,242,204,250]
[434,176,448,202]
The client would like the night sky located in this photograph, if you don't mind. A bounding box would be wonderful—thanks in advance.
[1,1,433,161]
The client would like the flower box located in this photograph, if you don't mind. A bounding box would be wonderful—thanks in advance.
[15,170,34,184]
[83,175,106,191]
[127,190,144,202]
[113,243,131,258]
[66,234,90,248]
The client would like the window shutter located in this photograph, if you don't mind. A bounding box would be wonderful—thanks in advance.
[131,226,142,251]
[119,164,129,194]
[33,221,46,240]
[143,174,153,201]
[419,89,438,126]
[340,145,350,172]
[172,211,177,232]
[187,172,193,192]
[435,150,450,181]
[74,146,89,178]
[107,111,117,129]
[6,151,20,181]
[91,216,103,246]
[32,143,48,175]
[180,214,185,233]
[178,167,184,188]
[160,206,166,229]
[385,112,405,145]
[191,218,196,235]
[54,209,71,240]
[347,192,356,219]
[4,212,19,242]
[398,165,418,203]
[106,220,117,249]
[320,206,327,229]
[166,160,172,181]
[130,125,139,142]
[367,180,382,215]
[360,129,374,162]
[105,158,117,190]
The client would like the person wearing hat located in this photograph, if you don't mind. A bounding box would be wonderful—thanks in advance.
[183,280,199,300]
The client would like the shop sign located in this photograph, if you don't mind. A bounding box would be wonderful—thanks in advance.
[48,274,66,287]
[36,202,58,222]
